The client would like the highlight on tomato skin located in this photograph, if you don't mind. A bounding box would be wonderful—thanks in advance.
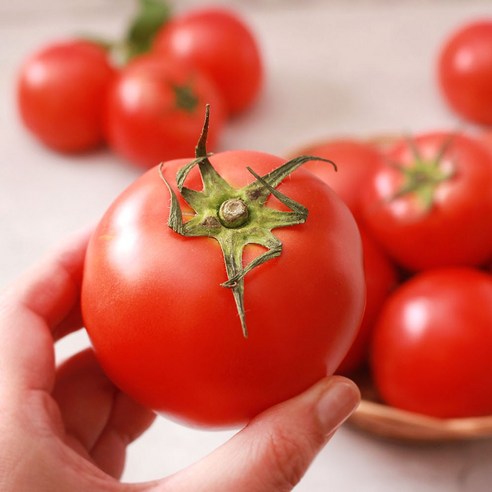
[81,146,366,428]
[17,39,117,153]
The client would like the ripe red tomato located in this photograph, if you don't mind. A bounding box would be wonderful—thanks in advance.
[17,40,116,153]
[337,228,397,374]
[291,138,385,220]
[152,8,263,115]
[81,149,365,427]
[360,131,492,271]
[104,55,226,168]
[371,268,492,418]
[438,21,492,124]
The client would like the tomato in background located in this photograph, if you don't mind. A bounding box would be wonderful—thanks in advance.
[81,149,365,428]
[288,137,396,374]
[153,8,263,115]
[360,131,492,271]
[438,20,492,125]
[337,228,398,374]
[291,138,385,220]
[371,268,492,418]
[17,40,116,153]
[104,55,226,168]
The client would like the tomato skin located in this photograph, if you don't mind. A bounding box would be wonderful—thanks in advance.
[438,21,492,124]
[104,55,226,168]
[371,268,492,418]
[81,151,365,428]
[153,8,263,115]
[337,228,397,374]
[360,132,492,271]
[293,138,385,220]
[17,40,116,153]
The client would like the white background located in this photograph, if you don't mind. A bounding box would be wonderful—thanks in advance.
[2,1,492,490]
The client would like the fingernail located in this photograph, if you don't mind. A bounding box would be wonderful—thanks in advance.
[316,377,361,434]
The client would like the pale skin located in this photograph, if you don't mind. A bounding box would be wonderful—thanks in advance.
[0,227,360,492]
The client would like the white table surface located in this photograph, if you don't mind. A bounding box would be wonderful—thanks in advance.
[2,1,492,490]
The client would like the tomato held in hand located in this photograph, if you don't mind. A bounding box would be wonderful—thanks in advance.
[81,119,365,428]
[104,55,226,168]
[360,131,492,271]
[371,268,492,418]
[438,20,492,124]
[153,7,263,115]
[17,40,116,153]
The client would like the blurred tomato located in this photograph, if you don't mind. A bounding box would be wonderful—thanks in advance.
[360,131,492,271]
[104,55,226,168]
[371,268,492,418]
[18,39,116,153]
[293,138,384,219]
[438,20,492,124]
[153,7,263,115]
[337,228,398,374]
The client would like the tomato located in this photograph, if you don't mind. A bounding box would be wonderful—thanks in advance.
[438,20,492,125]
[289,138,396,374]
[152,7,263,115]
[291,138,385,220]
[17,40,116,153]
[371,268,492,418]
[104,55,226,168]
[360,131,492,271]
[337,228,397,374]
[81,145,365,428]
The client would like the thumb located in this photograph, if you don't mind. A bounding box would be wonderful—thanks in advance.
[156,375,360,492]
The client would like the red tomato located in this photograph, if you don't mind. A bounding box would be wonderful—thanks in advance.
[438,20,492,125]
[291,138,385,219]
[337,228,398,374]
[81,150,365,427]
[360,131,492,271]
[17,40,116,153]
[153,8,263,115]
[371,268,492,418]
[104,55,226,168]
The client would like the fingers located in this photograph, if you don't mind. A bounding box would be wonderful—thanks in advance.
[3,225,92,332]
[156,376,360,492]
[53,349,155,479]
[0,227,92,393]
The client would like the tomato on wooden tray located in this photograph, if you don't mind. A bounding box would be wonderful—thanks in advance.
[82,114,365,427]
[337,228,397,375]
[370,267,492,419]
[360,131,492,271]
[153,7,263,115]
[104,55,226,168]
[438,20,492,125]
[17,39,116,153]
[289,137,396,374]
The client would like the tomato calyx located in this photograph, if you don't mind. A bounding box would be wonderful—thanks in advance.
[388,136,456,210]
[160,106,336,338]
[173,83,199,112]
[89,0,172,64]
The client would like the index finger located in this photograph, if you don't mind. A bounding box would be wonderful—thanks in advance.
[0,226,92,393]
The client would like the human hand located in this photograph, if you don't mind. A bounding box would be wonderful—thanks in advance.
[0,228,360,492]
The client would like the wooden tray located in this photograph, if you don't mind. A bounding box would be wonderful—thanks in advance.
[347,371,492,442]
